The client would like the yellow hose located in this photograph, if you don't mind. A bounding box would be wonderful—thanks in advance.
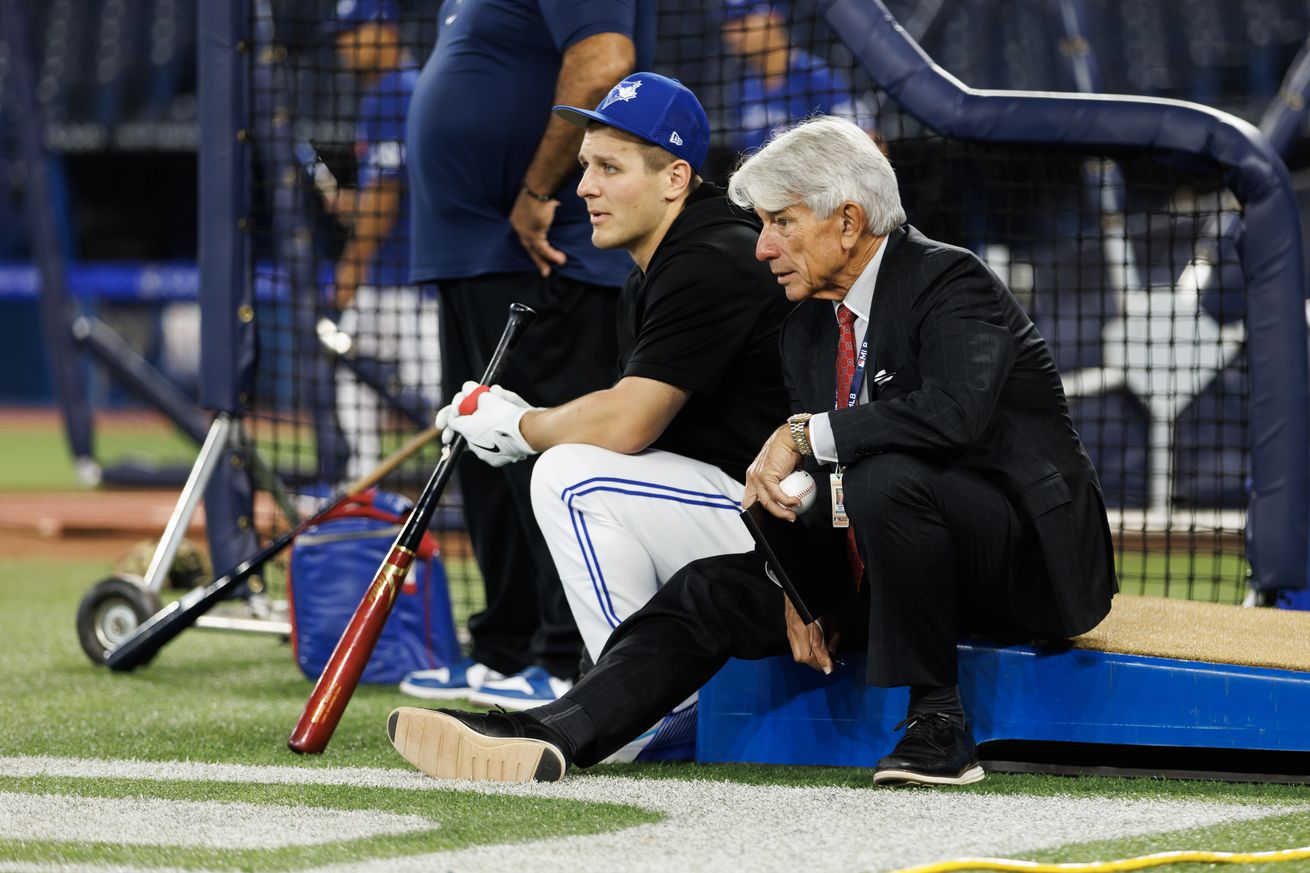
[892,845,1310,873]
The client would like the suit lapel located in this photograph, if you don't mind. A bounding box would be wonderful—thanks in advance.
[864,226,911,392]
[785,300,838,412]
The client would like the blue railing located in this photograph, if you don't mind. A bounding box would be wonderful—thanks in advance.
[826,0,1308,592]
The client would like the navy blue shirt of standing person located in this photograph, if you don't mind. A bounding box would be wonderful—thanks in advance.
[407,0,637,288]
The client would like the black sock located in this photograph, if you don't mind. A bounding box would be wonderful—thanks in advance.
[908,684,964,722]
[519,706,589,766]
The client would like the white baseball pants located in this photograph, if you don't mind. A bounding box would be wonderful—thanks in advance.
[336,284,441,480]
[530,443,754,662]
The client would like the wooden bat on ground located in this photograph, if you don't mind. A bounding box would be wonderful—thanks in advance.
[287,301,537,754]
[104,421,447,672]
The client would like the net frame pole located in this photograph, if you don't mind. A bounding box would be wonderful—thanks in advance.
[197,0,259,575]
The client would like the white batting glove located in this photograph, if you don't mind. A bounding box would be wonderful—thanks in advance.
[488,384,531,408]
[433,381,481,447]
[435,382,533,442]
[447,382,539,467]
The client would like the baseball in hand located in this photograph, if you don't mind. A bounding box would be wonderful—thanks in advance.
[780,470,817,514]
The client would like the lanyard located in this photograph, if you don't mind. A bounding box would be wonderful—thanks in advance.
[835,333,870,410]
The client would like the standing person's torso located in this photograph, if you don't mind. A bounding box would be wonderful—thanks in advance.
[407,0,638,287]
[357,66,418,287]
[616,184,793,483]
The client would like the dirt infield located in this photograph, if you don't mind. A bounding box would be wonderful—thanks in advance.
[0,490,201,561]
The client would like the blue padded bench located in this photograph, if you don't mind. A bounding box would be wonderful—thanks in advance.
[697,641,1310,768]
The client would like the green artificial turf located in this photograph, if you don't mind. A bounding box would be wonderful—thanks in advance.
[0,556,659,867]
[0,775,656,869]
[0,423,198,491]
[3,556,1310,870]
[1,556,451,767]
[1025,810,1310,873]
[1118,549,1250,603]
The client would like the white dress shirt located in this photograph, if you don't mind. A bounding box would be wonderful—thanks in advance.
[808,238,887,464]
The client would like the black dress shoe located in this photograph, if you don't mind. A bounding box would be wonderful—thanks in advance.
[388,707,570,783]
[873,712,985,786]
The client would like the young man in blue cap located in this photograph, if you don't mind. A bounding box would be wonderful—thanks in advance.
[391,72,792,761]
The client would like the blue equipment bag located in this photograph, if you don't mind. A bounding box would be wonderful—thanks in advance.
[288,489,460,683]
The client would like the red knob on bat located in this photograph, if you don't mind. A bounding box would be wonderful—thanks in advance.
[459,385,489,416]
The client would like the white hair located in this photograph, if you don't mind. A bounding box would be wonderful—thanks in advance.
[727,116,906,235]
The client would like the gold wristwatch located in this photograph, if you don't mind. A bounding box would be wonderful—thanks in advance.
[787,413,814,456]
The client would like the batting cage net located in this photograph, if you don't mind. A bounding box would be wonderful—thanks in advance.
[236,0,1303,620]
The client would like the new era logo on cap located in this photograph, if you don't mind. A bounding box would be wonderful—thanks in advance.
[553,72,710,172]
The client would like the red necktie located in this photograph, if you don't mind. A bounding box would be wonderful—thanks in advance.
[834,304,865,590]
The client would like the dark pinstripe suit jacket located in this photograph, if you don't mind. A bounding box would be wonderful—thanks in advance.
[781,224,1116,636]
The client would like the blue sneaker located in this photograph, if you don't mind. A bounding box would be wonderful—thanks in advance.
[602,701,697,763]
[399,658,504,700]
[469,665,573,711]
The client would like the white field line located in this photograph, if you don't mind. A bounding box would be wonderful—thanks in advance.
[0,791,435,849]
[0,756,1296,873]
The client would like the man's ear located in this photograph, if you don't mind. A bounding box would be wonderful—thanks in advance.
[667,160,693,201]
[839,202,866,248]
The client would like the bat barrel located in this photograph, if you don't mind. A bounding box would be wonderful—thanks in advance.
[287,543,415,753]
[286,302,536,754]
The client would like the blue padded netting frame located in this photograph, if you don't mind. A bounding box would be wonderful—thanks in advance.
[826,0,1308,592]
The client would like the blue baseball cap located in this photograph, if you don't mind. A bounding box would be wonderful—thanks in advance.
[553,72,710,173]
[328,0,399,32]
[720,1,788,23]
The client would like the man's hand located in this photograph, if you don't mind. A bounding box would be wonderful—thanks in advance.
[444,381,539,467]
[744,424,804,520]
[510,190,567,277]
[784,595,839,675]
[436,382,534,440]
[334,258,362,310]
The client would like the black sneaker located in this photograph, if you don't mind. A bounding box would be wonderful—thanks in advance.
[388,707,569,783]
[873,713,985,786]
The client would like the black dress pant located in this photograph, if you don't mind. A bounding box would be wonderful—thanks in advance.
[529,451,1041,765]
[437,271,620,678]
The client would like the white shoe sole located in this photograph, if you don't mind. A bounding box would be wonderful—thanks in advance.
[397,679,478,701]
[873,764,985,786]
[387,707,566,783]
[467,690,553,711]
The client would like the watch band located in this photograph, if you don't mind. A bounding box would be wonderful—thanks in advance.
[520,182,553,203]
[787,413,814,457]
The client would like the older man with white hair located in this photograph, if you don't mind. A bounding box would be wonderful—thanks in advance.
[385,116,1117,787]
